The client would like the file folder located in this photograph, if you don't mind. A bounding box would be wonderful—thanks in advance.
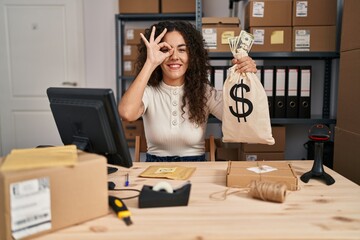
[263,66,274,118]
[214,68,225,91]
[256,66,264,85]
[299,66,311,118]
[274,67,286,118]
[286,67,299,118]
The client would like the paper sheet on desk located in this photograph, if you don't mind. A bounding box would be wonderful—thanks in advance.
[0,145,78,171]
[139,165,196,180]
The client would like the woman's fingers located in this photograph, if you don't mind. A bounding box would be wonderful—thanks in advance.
[155,28,167,43]
[234,57,257,73]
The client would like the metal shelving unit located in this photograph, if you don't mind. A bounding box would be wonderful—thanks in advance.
[116,0,340,126]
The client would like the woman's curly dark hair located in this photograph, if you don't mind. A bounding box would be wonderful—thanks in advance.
[135,21,212,125]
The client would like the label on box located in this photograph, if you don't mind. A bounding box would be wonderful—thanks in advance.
[124,61,132,71]
[246,154,257,161]
[252,2,265,18]
[10,178,51,239]
[221,31,236,44]
[253,29,265,45]
[202,28,217,49]
[296,1,308,17]
[247,165,277,173]
[123,45,132,56]
[126,29,135,40]
[295,30,310,51]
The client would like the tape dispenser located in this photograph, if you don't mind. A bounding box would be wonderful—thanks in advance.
[138,181,191,208]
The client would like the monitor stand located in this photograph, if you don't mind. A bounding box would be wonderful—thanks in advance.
[107,166,118,174]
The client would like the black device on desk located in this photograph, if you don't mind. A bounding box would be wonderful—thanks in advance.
[47,87,133,174]
[300,124,335,185]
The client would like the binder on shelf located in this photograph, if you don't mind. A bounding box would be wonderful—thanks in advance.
[286,67,299,118]
[299,66,312,118]
[214,67,225,91]
[256,66,264,85]
[263,66,274,118]
[274,67,286,118]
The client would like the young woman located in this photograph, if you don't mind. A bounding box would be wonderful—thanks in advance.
[118,21,257,162]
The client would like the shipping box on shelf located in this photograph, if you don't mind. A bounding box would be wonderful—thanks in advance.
[245,0,292,28]
[292,26,336,52]
[123,45,138,61]
[119,0,159,14]
[202,17,241,52]
[161,0,195,13]
[241,126,286,153]
[125,28,145,45]
[249,27,292,52]
[292,0,337,26]
[226,161,298,190]
[340,0,360,52]
[336,49,360,133]
[0,151,108,240]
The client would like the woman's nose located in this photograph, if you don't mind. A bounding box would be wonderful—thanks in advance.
[170,49,179,60]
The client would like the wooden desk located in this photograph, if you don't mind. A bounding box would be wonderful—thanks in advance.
[34,161,360,240]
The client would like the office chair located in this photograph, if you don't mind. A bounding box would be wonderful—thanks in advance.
[134,135,216,162]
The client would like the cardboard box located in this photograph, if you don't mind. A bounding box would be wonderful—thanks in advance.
[240,152,285,161]
[340,0,360,52]
[226,161,298,190]
[122,120,144,147]
[123,60,136,77]
[333,127,360,185]
[125,28,145,45]
[123,45,138,61]
[292,0,337,26]
[337,49,360,134]
[202,17,241,52]
[0,151,108,240]
[245,0,293,28]
[250,27,292,52]
[162,0,195,13]
[215,139,242,161]
[292,26,336,52]
[119,0,159,14]
[241,126,286,152]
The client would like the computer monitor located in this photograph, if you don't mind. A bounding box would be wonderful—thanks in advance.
[47,87,133,173]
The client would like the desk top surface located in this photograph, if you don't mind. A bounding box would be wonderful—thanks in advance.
[34,161,360,240]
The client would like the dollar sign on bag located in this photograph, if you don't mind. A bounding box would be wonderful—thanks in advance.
[229,79,253,122]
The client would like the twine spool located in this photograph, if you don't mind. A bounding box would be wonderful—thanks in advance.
[248,180,287,203]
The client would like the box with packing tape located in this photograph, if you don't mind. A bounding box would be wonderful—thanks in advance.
[226,161,298,190]
[0,151,108,240]
[202,17,241,52]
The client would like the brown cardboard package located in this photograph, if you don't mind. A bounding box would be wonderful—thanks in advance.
[249,27,292,52]
[0,151,108,240]
[125,28,145,45]
[340,0,360,52]
[333,127,360,185]
[226,161,298,190]
[161,0,195,13]
[292,0,337,26]
[123,45,138,61]
[215,139,241,161]
[336,49,360,133]
[245,0,292,28]
[119,0,159,14]
[241,126,286,152]
[202,17,241,52]
[123,60,136,77]
[240,152,285,161]
[292,26,336,52]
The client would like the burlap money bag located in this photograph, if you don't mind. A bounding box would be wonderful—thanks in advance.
[222,49,275,144]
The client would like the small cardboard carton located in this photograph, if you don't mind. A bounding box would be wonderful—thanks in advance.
[226,161,298,190]
[161,0,195,13]
[0,151,108,240]
[292,26,336,52]
[249,27,292,52]
[245,0,292,28]
[202,17,241,52]
[292,0,337,26]
[119,0,159,14]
